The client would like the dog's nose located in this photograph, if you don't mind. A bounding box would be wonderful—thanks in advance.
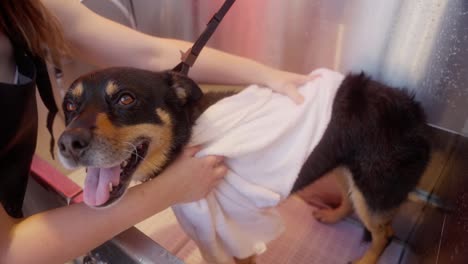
[58,128,92,158]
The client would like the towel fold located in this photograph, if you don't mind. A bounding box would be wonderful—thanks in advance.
[172,68,344,263]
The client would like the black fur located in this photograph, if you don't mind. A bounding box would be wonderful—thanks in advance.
[363,228,372,242]
[292,73,430,212]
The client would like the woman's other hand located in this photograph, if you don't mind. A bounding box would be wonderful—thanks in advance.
[266,70,321,104]
[159,146,227,204]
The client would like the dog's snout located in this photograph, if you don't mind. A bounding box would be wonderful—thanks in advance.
[58,128,92,158]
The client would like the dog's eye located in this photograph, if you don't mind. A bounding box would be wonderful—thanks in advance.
[66,102,77,112]
[118,94,135,106]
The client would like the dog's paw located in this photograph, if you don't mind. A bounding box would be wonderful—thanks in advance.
[312,208,344,224]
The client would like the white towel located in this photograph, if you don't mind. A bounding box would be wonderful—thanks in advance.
[172,68,344,263]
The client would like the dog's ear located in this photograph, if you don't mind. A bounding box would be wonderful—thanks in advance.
[165,71,203,105]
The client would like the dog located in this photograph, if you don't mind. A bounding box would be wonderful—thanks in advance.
[58,67,430,264]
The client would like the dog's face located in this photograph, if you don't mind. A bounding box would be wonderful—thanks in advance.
[58,67,202,207]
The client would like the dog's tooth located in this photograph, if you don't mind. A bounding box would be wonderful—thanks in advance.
[121,160,128,168]
[109,182,113,192]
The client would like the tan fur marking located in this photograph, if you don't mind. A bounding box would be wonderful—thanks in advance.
[95,113,116,137]
[95,112,173,180]
[105,81,119,97]
[71,83,83,97]
[348,176,395,264]
[156,108,171,124]
[174,86,187,103]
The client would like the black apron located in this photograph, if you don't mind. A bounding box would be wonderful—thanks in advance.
[0,46,58,218]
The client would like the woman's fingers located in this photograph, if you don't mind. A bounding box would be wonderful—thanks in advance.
[183,145,202,157]
[281,83,304,104]
[205,155,224,167]
[214,164,228,179]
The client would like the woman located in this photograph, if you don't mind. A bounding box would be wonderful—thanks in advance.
[0,0,310,263]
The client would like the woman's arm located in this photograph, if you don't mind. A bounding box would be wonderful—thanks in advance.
[42,0,311,104]
[0,147,226,264]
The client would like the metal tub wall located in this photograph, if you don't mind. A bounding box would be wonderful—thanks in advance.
[129,0,468,136]
[61,0,468,135]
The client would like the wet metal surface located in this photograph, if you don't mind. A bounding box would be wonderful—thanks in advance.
[406,128,468,263]
[126,0,468,136]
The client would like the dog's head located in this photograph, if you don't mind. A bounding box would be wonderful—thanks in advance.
[58,67,202,207]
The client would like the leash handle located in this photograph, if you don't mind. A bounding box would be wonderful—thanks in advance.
[172,0,236,75]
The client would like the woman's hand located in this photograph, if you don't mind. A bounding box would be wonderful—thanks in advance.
[159,146,227,204]
[266,69,320,104]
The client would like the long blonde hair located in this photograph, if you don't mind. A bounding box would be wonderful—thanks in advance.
[0,0,70,65]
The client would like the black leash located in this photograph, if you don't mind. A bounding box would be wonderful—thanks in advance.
[34,56,58,159]
[172,0,236,76]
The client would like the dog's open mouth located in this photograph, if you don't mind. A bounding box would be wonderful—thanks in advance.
[84,140,150,207]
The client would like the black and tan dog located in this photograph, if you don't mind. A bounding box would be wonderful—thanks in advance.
[58,67,430,264]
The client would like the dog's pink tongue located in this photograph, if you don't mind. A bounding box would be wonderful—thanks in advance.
[83,166,121,206]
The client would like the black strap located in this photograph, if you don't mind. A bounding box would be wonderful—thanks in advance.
[33,56,58,159]
[172,0,236,76]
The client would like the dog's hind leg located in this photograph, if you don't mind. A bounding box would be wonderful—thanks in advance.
[349,181,395,264]
[313,167,353,224]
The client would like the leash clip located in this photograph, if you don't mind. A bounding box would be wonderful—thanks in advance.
[172,0,236,76]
